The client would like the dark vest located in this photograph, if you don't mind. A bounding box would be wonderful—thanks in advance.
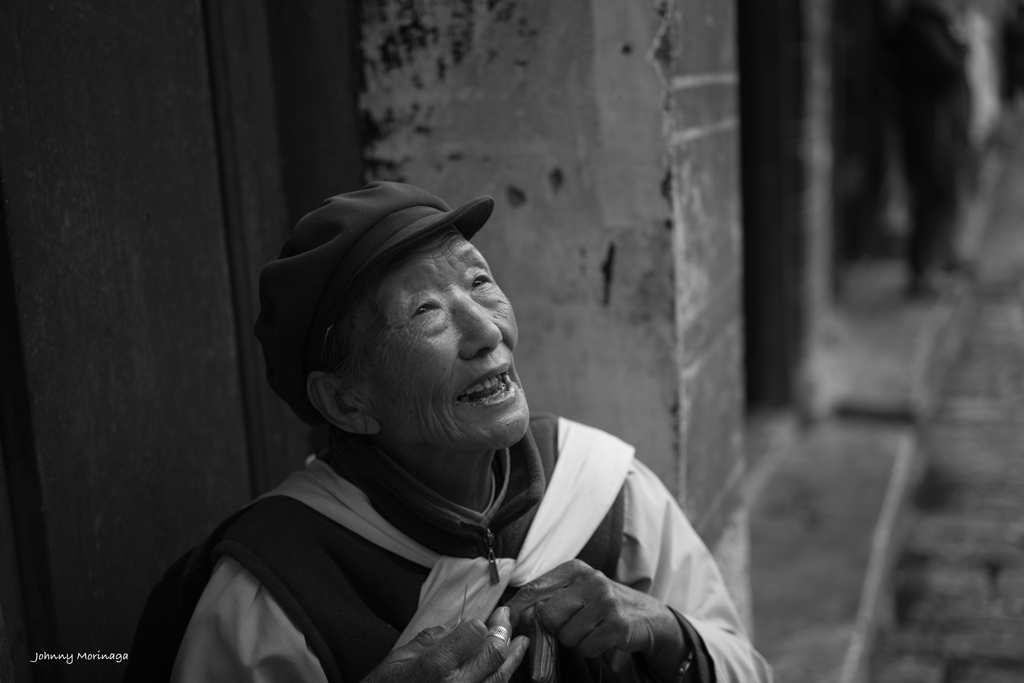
[125,415,627,682]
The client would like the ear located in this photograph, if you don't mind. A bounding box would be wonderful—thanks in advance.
[306,370,381,435]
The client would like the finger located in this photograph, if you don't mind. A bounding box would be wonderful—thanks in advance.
[385,624,451,665]
[487,605,512,631]
[409,624,450,650]
[554,603,604,649]
[518,604,538,631]
[535,592,587,637]
[480,635,530,683]
[575,620,622,659]
[507,560,590,625]
[454,605,515,681]
[428,618,488,670]
[455,628,510,681]
[485,606,513,651]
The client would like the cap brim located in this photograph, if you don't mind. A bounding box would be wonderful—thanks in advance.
[349,194,495,289]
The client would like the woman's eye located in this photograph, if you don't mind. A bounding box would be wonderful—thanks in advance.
[414,303,436,316]
[472,275,492,287]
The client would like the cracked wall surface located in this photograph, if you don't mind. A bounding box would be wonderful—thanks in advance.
[361,0,679,490]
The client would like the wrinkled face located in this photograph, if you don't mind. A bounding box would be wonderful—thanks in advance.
[351,230,530,460]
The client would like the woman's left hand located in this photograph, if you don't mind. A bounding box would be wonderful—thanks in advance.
[505,559,684,661]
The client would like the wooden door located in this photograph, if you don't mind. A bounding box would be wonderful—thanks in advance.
[0,1,361,680]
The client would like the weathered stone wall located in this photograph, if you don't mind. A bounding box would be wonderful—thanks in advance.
[660,0,749,623]
[360,0,749,617]
[662,0,743,534]
[361,0,679,487]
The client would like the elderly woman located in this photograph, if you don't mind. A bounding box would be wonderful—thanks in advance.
[128,182,771,682]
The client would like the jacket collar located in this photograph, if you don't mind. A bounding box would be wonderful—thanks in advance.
[325,427,547,558]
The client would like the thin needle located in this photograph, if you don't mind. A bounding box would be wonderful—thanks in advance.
[459,584,468,624]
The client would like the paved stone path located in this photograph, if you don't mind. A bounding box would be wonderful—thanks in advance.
[874,134,1024,681]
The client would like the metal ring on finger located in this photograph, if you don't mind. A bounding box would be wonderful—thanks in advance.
[486,625,511,645]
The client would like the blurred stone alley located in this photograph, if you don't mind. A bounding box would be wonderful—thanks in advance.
[874,116,1024,681]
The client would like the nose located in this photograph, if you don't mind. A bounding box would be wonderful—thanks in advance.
[454,295,503,359]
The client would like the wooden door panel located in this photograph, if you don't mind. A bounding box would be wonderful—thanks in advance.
[203,0,316,494]
[0,1,252,679]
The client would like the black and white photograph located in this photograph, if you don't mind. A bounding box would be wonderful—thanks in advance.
[1,0,1022,681]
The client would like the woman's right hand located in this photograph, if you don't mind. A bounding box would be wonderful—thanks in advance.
[362,606,529,683]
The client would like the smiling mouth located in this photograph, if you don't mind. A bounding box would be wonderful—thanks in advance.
[457,372,513,404]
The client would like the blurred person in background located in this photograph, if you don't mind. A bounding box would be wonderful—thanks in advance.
[887,0,974,297]
[1003,0,1024,102]
[964,5,1001,152]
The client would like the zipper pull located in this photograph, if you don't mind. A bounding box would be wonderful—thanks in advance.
[484,528,500,584]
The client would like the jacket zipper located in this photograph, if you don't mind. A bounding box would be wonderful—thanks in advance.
[484,528,500,584]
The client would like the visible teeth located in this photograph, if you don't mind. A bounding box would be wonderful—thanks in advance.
[458,373,509,402]
[473,375,499,392]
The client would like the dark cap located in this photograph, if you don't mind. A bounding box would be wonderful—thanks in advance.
[254,181,495,424]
